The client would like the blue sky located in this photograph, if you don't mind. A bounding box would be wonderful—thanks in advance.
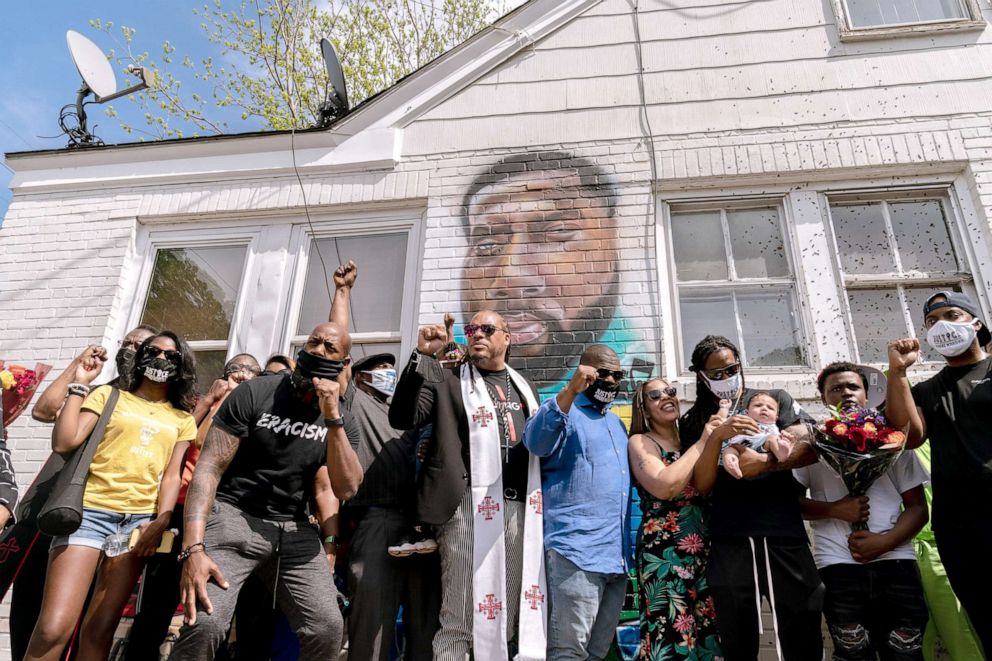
[0,0,526,217]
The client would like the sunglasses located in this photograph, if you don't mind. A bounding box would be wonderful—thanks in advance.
[225,364,262,377]
[596,368,626,381]
[144,347,182,363]
[702,363,741,381]
[464,323,508,338]
[646,386,678,400]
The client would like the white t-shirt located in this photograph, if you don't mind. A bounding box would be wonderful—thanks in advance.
[793,452,929,569]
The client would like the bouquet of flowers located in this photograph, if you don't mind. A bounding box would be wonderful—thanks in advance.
[809,406,907,530]
[0,361,52,428]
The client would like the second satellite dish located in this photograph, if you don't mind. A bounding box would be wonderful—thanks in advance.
[316,38,350,127]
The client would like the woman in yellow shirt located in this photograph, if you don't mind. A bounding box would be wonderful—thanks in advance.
[25,331,197,661]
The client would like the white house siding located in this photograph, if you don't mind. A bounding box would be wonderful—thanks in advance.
[1,0,991,657]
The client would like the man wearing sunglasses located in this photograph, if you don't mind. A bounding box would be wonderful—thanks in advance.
[390,310,546,661]
[522,344,631,661]
[170,322,364,660]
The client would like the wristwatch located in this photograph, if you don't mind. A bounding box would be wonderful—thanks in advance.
[324,416,345,428]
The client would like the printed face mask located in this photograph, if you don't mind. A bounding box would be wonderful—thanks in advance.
[927,319,978,357]
[585,378,620,409]
[142,357,177,383]
[116,348,137,389]
[701,372,742,400]
[362,369,396,397]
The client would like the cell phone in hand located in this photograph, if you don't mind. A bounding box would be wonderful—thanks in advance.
[128,527,176,554]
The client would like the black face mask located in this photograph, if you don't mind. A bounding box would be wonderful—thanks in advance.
[585,378,620,409]
[116,348,137,389]
[139,355,178,383]
[291,349,344,398]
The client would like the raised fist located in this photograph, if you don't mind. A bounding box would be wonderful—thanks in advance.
[888,338,920,374]
[333,261,358,289]
[418,313,454,356]
[567,364,598,395]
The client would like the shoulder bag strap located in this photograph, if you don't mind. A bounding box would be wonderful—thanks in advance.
[67,387,121,487]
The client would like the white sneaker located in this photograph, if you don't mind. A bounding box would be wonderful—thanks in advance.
[412,538,438,554]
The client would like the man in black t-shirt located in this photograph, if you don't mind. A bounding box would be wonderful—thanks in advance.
[680,335,822,661]
[886,291,992,655]
[170,322,363,661]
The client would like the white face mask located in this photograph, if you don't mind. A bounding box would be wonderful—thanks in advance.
[926,319,979,357]
[701,372,742,400]
[362,368,397,397]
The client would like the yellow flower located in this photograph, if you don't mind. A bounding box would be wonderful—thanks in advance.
[0,370,14,390]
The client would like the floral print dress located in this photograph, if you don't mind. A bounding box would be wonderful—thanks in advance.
[636,445,722,660]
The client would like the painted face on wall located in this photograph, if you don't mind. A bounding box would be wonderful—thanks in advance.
[459,152,620,383]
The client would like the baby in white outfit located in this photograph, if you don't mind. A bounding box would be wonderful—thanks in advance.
[721,391,793,479]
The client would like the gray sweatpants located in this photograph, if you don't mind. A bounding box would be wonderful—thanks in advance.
[433,490,525,661]
[169,501,342,661]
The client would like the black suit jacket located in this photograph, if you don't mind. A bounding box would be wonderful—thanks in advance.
[388,352,537,526]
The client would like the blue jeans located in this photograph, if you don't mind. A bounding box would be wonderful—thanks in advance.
[50,507,153,551]
[546,549,627,661]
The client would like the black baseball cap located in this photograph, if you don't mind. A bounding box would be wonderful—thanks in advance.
[351,353,396,374]
[923,291,992,346]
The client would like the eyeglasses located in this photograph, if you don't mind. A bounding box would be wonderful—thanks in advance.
[646,386,678,400]
[225,364,262,377]
[702,363,741,381]
[119,339,142,352]
[464,324,508,338]
[145,347,182,363]
[596,368,626,381]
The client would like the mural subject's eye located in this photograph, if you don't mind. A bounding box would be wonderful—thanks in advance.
[546,222,581,242]
[471,238,503,257]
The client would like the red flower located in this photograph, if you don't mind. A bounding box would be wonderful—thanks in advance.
[824,419,838,432]
[673,613,696,633]
[662,511,680,532]
[831,423,849,438]
[848,427,869,452]
[677,533,705,554]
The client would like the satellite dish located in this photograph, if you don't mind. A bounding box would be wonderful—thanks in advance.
[67,30,118,99]
[316,38,350,127]
[60,30,155,147]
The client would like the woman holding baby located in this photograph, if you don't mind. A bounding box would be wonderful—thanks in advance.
[631,334,824,661]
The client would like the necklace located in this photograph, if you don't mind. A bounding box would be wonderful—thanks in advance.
[483,370,515,462]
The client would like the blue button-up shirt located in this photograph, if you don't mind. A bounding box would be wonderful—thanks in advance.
[523,392,631,575]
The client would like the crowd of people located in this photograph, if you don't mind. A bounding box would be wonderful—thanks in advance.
[0,260,988,661]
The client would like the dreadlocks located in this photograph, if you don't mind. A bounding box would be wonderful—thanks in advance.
[680,335,744,447]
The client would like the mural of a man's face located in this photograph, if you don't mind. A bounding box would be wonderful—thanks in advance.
[459,152,620,384]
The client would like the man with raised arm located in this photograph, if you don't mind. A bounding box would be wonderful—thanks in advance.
[885,291,992,655]
[389,311,547,661]
[169,322,363,661]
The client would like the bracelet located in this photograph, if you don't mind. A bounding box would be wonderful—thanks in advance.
[323,534,340,549]
[67,383,90,398]
[324,417,345,428]
[177,542,206,562]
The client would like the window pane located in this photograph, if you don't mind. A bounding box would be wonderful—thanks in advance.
[848,289,904,364]
[141,246,247,342]
[192,350,229,396]
[902,286,952,363]
[296,234,408,335]
[679,293,741,365]
[890,201,957,273]
[737,289,805,366]
[350,342,403,363]
[671,211,729,281]
[830,203,896,275]
[727,207,789,279]
[846,0,966,27]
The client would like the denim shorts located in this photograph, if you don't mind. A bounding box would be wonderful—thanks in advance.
[50,507,154,551]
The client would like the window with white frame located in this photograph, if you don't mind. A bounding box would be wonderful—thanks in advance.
[291,232,410,361]
[834,0,983,37]
[668,203,807,369]
[139,244,249,390]
[826,192,975,364]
